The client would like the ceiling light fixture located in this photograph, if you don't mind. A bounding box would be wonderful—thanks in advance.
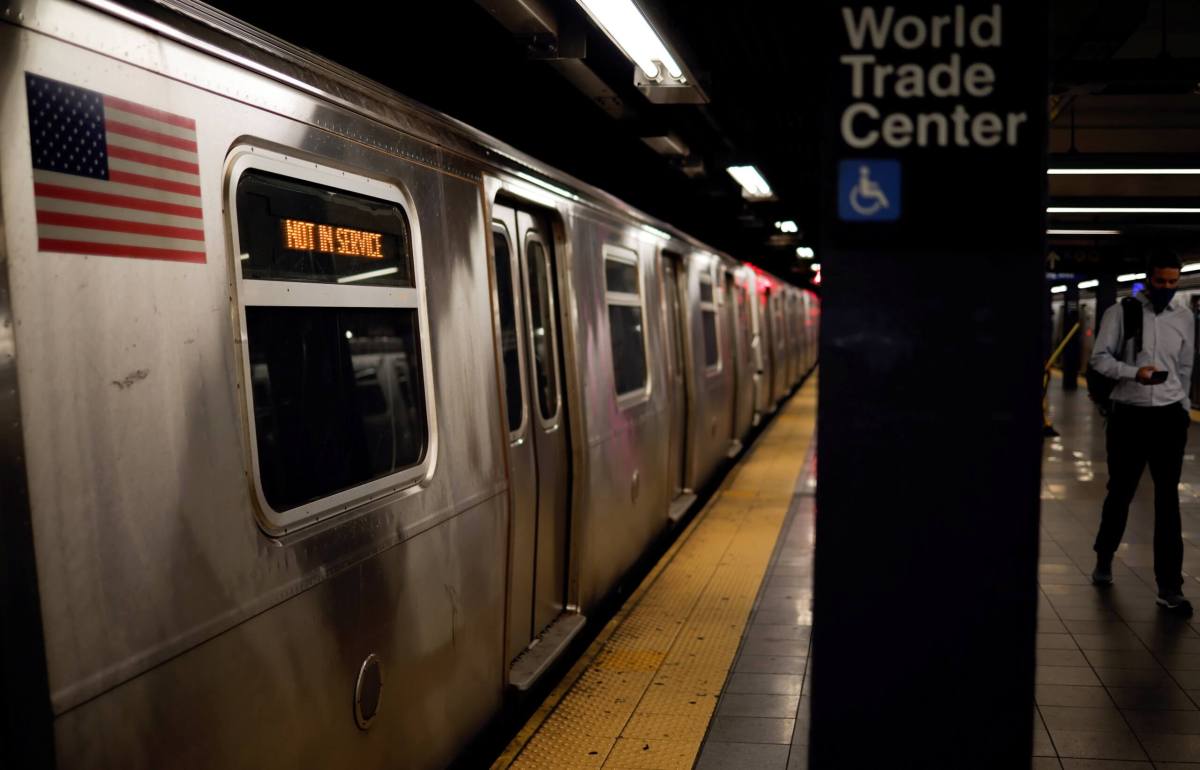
[796,246,815,259]
[575,0,683,80]
[1117,272,1146,283]
[1183,263,1200,274]
[1048,207,1200,214]
[1048,168,1200,175]
[1050,285,1067,294]
[1047,229,1120,236]
[726,165,774,201]
[811,263,821,272]
[775,220,799,233]
[1077,279,1099,289]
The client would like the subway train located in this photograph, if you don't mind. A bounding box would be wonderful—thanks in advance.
[1050,272,1200,404]
[0,1,819,768]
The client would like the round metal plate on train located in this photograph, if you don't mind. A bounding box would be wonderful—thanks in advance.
[354,654,383,730]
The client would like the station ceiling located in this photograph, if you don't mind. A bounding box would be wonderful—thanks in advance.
[204,0,1200,283]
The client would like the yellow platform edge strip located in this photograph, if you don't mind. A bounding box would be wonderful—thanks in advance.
[493,374,818,770]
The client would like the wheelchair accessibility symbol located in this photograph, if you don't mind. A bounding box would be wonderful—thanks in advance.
[838,159,900,222]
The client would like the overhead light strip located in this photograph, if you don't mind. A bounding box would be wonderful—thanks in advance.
[1047,229,1120,235]
[575,0,683,80]
[1117,272,1146,283]
[1048,207,1200,214]
[1048,168,1200,175]
[726,165,774,201]
[1050,285,1067,294]
[1077,279,1099,289]
[1183,263,1200,274]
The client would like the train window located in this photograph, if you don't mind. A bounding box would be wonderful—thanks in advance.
[604,245,648,400]
[738,280,752,355]
[492,226,524,434]
[236,171,412,286]
[699,270,720,371]
[245,307,426,513]
[525,237,559,420]
[228,152,433,534]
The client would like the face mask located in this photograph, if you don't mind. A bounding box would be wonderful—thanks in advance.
[1148,286,1176,313]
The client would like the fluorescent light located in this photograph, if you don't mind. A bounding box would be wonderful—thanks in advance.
[1047,229,1120,236]
[1048,207,1200,214]
[1078,279,1099,289]
[1183,263,1200,273]
[1050,285,1067,294]
[640,224,671,240]
[1117,272,1146,282]
[337,266,399,284]
[1049,168,1200,175]
[575,0,683,80]
[345,330,354,340]
[796,246,815,259]
[810,263,821,272]
[775,220,799,233]
[726,165,774,201]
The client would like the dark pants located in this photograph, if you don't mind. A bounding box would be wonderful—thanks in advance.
[1094,403,1190,594]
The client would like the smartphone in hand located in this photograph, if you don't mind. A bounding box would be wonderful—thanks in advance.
[1150,370,1169,385]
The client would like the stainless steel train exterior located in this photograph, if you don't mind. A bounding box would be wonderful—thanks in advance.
[0,1,819,767]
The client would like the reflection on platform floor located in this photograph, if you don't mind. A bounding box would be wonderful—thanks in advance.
[1035,384,1200,767]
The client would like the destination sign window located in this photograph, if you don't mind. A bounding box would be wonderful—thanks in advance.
[236,170,412,287]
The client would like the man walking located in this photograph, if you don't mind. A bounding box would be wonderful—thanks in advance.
[1090,249,1194,614]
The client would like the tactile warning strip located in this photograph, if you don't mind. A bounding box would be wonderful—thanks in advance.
[494,375,818,770]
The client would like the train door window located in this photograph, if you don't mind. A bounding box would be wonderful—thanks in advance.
[737,280,752,355]
[699,268,720,372]
[492,225,524,434]
[228,150,433,534]
[604,245,648,400]
[525,235,559,421]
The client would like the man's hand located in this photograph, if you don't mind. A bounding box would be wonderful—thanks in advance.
[1136,366,1158,384]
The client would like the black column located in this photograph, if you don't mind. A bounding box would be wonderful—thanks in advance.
[1061,284,1081,390]
[1095,276,1117,332]
[812,3,1047,767]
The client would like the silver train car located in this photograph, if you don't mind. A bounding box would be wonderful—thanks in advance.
[0,1,819,767]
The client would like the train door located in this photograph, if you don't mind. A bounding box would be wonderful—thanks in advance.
[492,202,572,680]
[661,252,689,508]
[722,269,742,452]
[759,285,775,411]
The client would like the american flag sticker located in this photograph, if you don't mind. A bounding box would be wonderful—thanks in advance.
[25,73,206,263]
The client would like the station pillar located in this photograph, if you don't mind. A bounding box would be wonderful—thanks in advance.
[1061,284,1081,390]
[812,2,1047,767]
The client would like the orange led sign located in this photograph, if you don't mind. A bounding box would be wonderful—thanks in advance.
[282,218,384,259]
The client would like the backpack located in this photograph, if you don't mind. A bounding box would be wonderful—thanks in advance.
[1084,297,1143,416]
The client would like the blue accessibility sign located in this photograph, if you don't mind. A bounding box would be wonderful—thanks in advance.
[838,159,901,222]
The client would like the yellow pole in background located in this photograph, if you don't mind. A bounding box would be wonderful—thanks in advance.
[1043,321,1081,436]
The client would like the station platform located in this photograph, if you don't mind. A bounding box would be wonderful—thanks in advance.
[492,376,817,770]
[1036,382,1200,767]
[491,377,1200,769]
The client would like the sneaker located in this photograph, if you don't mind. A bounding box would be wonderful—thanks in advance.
[1092,555,1113,586]
[1156,593,1194,615]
